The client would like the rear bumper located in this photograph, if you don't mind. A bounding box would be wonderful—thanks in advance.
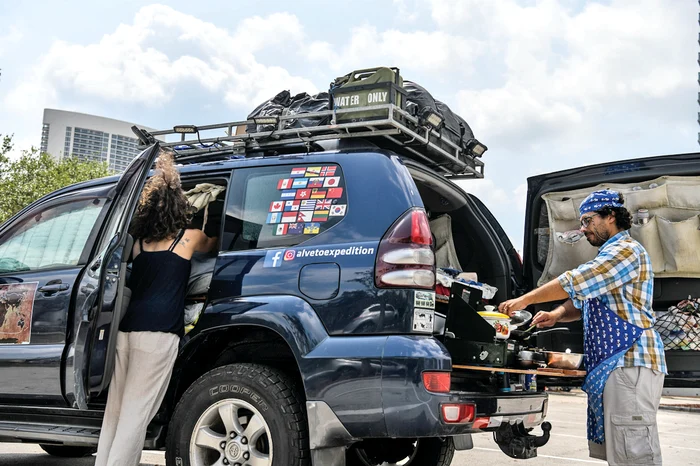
[383,385,548,438]
[304,335,548,441]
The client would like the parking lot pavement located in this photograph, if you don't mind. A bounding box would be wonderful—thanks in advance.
[453,391,700,466]
[0,391,698,465]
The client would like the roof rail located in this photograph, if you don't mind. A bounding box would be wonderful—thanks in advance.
[133,104,485,179]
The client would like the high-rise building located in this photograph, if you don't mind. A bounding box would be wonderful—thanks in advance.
[40,109,157,173]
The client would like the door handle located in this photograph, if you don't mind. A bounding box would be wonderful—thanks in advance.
[38,283,70,294]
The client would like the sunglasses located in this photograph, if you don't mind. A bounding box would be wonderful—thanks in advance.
[580,213,600,228]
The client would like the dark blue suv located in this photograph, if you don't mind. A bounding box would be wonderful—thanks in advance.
[0,108,552,466]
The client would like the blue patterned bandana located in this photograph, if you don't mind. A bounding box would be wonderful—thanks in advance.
[579,189,624,216]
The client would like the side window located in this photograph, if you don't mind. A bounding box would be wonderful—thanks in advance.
[224,164,348,251]
[0,198,105,274]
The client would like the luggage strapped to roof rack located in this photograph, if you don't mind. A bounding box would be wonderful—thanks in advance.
[132,103,485,179]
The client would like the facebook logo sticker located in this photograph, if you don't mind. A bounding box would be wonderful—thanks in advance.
[263,250,285,268]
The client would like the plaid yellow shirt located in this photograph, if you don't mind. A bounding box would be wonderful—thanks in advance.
[558,231,667,373]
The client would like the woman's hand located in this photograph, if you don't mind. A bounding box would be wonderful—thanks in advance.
[498,296,530,316]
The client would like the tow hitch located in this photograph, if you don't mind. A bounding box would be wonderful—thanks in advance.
[494,421,551,459]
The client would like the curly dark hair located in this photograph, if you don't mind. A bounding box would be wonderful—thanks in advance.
[596,193,632,230]
[129,149,193,242]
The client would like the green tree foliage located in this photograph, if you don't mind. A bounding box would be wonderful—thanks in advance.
[0,134,112,223]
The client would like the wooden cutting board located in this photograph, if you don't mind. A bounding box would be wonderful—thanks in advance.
[453,364,586,378]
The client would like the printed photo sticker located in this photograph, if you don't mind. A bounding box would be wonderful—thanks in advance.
[0,282,38,345]
[290,167,306,177]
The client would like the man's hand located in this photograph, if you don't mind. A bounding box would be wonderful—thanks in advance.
[498,296,530,316]
[531,310,561,328]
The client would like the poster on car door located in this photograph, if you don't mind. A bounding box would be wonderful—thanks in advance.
[0,282,37,344]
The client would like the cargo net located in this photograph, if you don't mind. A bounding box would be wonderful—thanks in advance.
[654,298,700,351]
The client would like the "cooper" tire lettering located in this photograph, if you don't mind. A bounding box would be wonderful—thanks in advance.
[208,385,269,411]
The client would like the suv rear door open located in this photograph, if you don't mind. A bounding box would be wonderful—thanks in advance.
[523,152,700,388]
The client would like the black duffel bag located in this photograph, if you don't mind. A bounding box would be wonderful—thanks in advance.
[246,90,291,133]
[285,92,331,129]
[404,80,474,151]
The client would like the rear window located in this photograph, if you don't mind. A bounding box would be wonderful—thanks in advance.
[224,164,348,251]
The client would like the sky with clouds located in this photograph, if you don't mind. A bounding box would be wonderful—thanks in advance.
[0,0,697,252]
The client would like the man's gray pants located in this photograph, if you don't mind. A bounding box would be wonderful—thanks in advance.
[588,366,665,465]
[95,331,179,466]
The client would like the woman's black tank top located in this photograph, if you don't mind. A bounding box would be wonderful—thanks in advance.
[119,231,192,337]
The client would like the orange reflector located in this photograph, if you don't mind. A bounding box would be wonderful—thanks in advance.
[441,403,475,424]
[422,372,451,393]
[472,417,490,429]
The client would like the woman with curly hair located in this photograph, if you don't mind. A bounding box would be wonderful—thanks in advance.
[95,149,217,466]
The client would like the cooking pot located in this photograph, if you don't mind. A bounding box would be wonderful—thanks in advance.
[478,311,511,339]
[545,351,584,370]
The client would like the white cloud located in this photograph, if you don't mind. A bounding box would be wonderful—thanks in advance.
[0,25,23,57]
[455,179,512,207]
[232,13,304,53]
[428,0,695,152]
[4,5,316,114]
[514,182,528,213]
[307,25,485,76]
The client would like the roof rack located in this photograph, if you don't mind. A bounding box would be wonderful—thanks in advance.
[133,103,485,179]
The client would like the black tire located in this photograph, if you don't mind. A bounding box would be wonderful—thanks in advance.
[346,437,455,466]
[165,363,309,466]
[39,444,97,457]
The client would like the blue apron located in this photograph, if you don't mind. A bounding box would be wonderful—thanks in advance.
[581,298,646,444]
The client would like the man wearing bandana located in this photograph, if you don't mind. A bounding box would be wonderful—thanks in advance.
[499,189,666,465]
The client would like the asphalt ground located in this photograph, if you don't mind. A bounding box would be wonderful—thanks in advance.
[0,391,698,465]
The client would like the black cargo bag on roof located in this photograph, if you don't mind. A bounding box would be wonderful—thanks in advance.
[285,92,331,129]
[247,91,331,132]
[404,80,474,153]
[246,90,291,133]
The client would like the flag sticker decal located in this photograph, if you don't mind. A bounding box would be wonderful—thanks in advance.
[268,165,346,238]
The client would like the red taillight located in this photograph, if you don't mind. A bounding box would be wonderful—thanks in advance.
[375,208,435,289]
[411,210,432,245]
[423,371,451,393]
[441,403,476,424]
[472,416,490,429]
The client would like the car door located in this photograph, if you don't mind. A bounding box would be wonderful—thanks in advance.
[0,186,112,404]
[523,151,700,388]
[64,143,160,409]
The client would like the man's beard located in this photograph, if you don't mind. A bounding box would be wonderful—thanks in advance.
[585,226,610,247]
